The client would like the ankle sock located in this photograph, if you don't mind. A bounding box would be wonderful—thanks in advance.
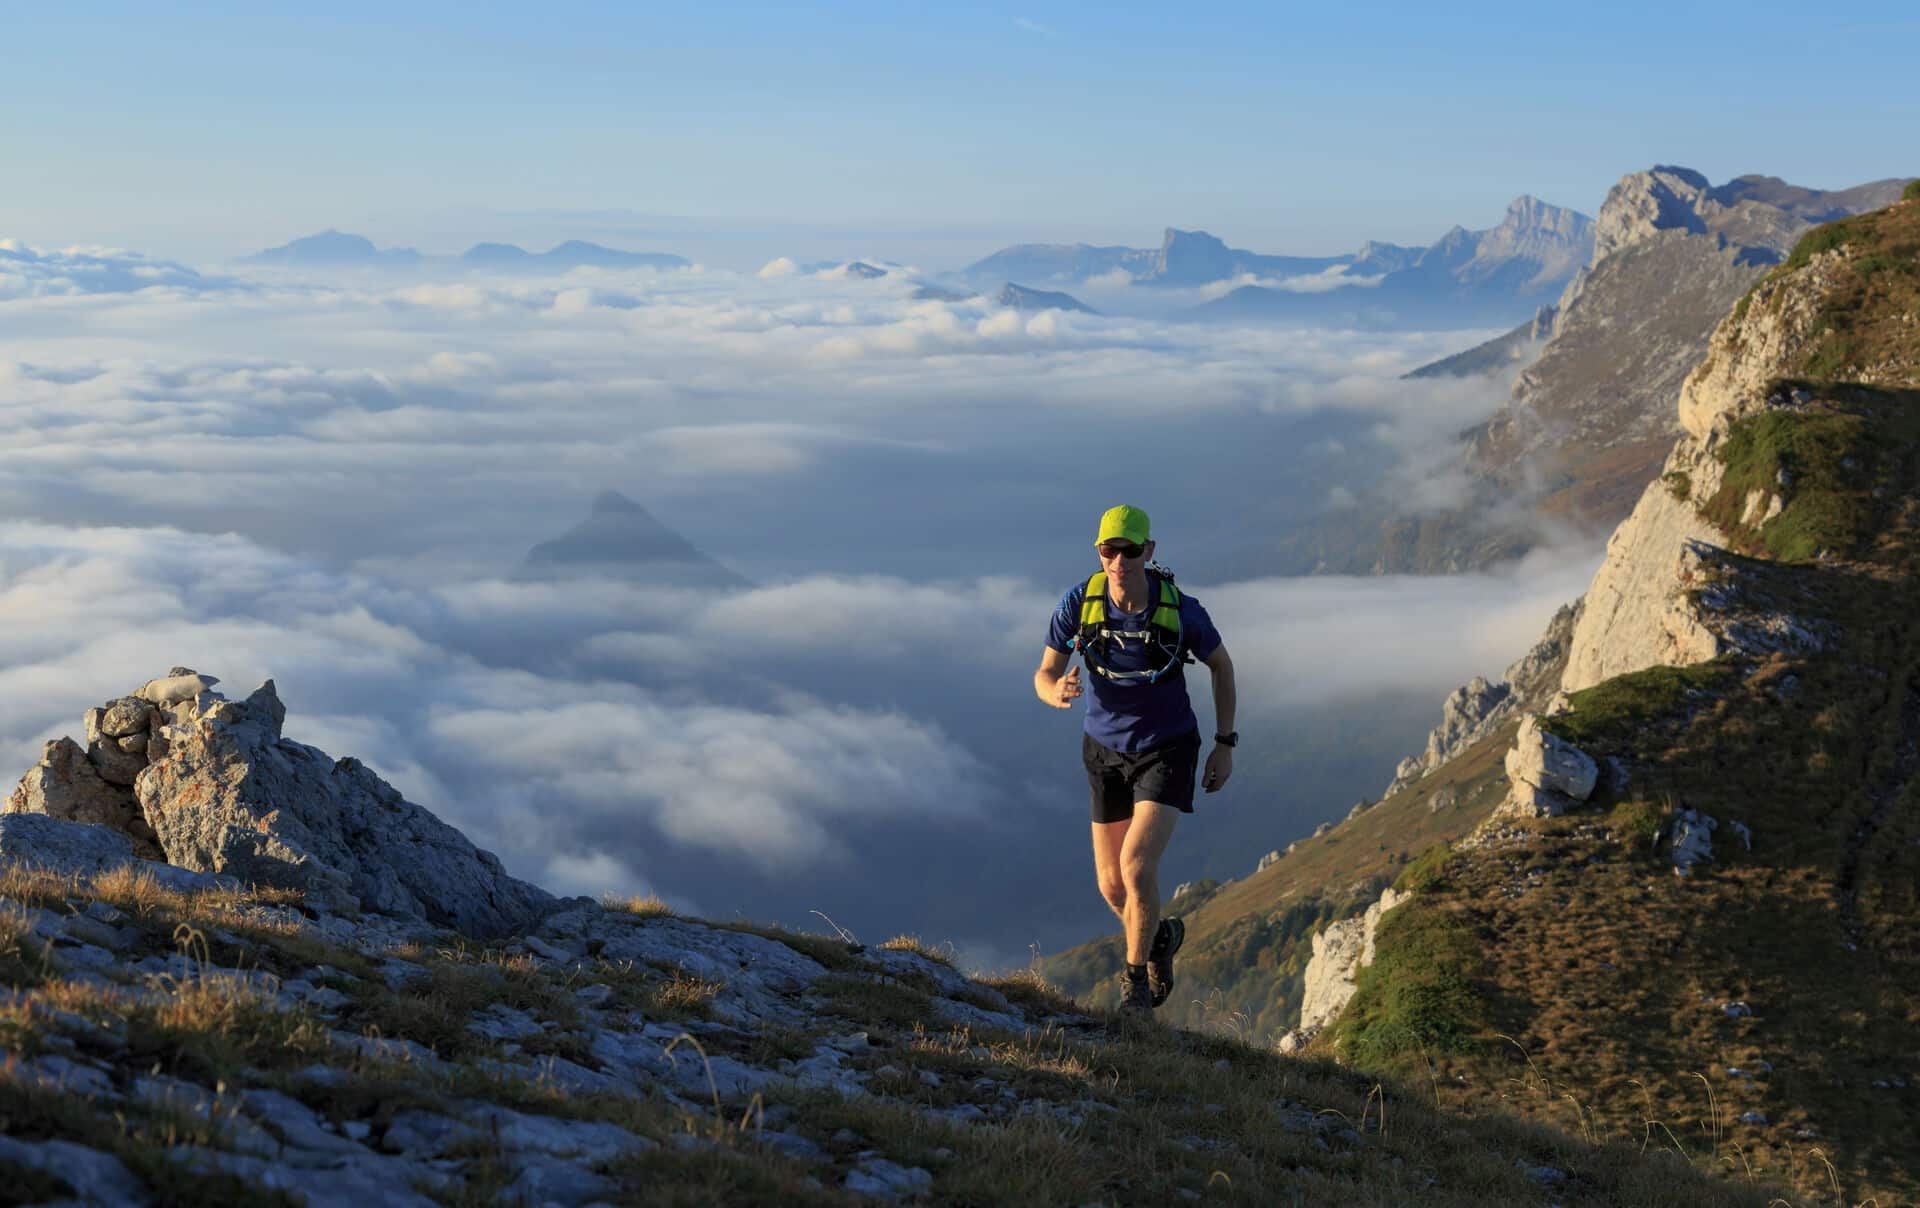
[1126,962,1147,980]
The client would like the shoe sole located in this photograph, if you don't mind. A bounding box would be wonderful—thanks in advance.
[1148,916,1184,1007]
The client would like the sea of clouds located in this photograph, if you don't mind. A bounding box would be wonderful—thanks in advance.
[0,241,1599,969]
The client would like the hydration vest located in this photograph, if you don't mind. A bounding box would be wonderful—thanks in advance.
[1075,566,1192,683]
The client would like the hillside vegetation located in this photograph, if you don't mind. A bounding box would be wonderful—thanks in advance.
[1320,193,1920,1205]
[0,864,1787,1206]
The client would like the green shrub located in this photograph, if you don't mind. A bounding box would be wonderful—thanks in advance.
[1662,470,1691,501]
[1702,407,1876,561]
[1394,842,1453,894]
[1336,903,1487,1066]
[1731,292,1752,325]
[1905,179,1920,203]
[1541,660,1738,747]
[1608,799,1664,849]
[1784,214,1876,271]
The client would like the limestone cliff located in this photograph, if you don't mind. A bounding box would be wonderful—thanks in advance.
[1360,167,1913,576]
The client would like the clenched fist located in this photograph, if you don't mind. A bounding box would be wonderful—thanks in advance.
[1051,665,1083,709]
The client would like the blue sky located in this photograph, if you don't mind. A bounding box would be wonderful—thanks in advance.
[5,1,1916,266]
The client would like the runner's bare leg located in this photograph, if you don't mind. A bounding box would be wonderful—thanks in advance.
[1118,801,1180,965]
[1090,818,1130,924]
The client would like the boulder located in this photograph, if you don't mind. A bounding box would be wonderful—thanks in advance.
[1504,715,1599,800]
[136,670,220,706]
[5,737,163,859]
[0,813,233,894]
[9,669,556,938]
[1670,809,1718,874]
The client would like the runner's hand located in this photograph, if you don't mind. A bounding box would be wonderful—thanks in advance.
[1052,666,1083,709]
[1202,745,1233,793]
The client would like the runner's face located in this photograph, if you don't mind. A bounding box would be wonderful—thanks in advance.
[1099,540,1151,567]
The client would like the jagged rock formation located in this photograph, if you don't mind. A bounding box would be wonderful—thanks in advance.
[1385,601,1579,797]
[5,669,552,937]
[1559,230,1876,688]
[1302,190,1920,1204]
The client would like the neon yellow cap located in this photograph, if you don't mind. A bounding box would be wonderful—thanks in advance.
[1096,505,1151,546]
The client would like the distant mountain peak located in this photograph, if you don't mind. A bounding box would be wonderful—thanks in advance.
[519,491,747,588]
[590,489,647,516]
[995,282,1098,314]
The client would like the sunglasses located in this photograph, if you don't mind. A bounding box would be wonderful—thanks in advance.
[1098,542,1145,560]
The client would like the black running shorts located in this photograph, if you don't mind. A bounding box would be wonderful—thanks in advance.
[1083,730,1202,823]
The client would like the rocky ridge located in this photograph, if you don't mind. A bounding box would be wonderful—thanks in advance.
[0,683,1778,1205]
[6,670,553,938]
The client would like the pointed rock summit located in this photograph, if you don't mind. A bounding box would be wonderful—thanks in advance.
[518,491,748,588]
[5,670,554,937]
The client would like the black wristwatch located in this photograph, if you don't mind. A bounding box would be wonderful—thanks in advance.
[1214,731,1238,748]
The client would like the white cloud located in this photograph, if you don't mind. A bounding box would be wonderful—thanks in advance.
[757,257,797,279]
[0,239,224,298]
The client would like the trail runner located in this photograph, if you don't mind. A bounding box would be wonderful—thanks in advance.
[1034,505,1237,1016]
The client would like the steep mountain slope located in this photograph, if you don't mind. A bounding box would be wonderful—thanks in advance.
[1329,190,1920,1204]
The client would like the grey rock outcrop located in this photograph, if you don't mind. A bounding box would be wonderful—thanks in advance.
[1283,885,1410,1050]
[0,813,235,895]
[6,669,554,937]
[1496,715,1598,818]
[1668,809,1718,875]
[1561,242,1860,691]
[1385,600,1579,797]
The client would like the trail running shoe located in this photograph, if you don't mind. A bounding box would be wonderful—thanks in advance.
[1148,915,1184,1008]
[1117,967,1153,1016]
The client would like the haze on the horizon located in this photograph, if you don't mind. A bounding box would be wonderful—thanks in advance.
[3,0,1912,969]
[3,2,1915,267]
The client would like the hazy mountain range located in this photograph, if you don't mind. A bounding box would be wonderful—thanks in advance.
[247,230,691,272]
[951,195,1596,328]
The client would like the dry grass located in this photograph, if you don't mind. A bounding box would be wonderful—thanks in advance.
[877,934,958,967]
[604,892,677,919]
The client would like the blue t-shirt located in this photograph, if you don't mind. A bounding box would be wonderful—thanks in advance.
[1046,574,1222,754]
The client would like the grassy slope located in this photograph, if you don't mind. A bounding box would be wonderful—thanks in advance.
[1039,717,1519,1038]
[1325,197,1920,1206]
[0,867,1788,1207]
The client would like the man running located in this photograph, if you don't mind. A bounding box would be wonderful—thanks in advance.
[1034,505,1236,1016]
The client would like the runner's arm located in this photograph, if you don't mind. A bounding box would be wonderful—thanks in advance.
[1035,645,1082,709]
[1202,643,1236,737]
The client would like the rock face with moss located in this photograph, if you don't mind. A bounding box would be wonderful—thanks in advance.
[5,670,554,938]
[1562,198,1915,690]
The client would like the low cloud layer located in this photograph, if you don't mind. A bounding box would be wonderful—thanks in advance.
[0,246,1573,964]
[0,239,226,298]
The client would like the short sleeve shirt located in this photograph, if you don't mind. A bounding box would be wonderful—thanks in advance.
[1046,574,1222,754]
